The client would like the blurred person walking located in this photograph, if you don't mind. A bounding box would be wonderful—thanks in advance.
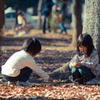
[59,0,67,34]
[42,0,56,34]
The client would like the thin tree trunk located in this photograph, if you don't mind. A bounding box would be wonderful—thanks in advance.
[0,0,5,68]
[68,0,82,50]
[38,0,43,29]
[83,0,100,62]
[0,0,5,31]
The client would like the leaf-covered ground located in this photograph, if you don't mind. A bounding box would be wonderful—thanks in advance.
[0,29,100,100]
[0,84,100,100]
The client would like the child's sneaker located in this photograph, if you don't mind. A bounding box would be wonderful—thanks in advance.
[86,78,99,85]
[16,81,31,86]
[7,81,16,85]
[69,75,83,85]
[69,75,74,82]
[74,78,83,85]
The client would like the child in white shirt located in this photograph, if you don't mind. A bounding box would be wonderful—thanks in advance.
[1,38,53,86]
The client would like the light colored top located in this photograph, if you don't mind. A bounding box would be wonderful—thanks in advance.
[17,15,26,27]
[1,50,49,81]
[69,49,100,79]
[17,15,24,24]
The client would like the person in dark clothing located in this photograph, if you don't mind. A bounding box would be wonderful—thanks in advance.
[42,0,56,34]
[59,0,67,34]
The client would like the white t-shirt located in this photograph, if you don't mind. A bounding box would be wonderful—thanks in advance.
[1,50,49,81]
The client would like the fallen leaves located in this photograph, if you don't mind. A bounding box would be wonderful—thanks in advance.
[1,33,100,100]
[0,84,100,100]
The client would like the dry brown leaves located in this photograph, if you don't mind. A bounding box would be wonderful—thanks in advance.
[1,32,100,100]
[0,84,100,100]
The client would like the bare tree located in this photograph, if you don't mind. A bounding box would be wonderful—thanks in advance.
[0,0,5,66]
[83,0,100,62]
[68,0,82,50]
[0,0,5,32]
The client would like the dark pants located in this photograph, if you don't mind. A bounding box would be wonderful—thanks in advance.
[42,16,50,33]
[71,66,95,84]
[2,67,32,82]
[59,21,66,34]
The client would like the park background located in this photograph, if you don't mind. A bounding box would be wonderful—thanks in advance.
[0,0,100,100]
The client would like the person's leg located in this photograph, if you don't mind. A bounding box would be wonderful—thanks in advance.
[71,67,83,84]
[63,26,67,34]
[62,22,67,34]
[15,67,33,86]
[78,66,95,84]
[46,16,50,32]
[59,21,64,34]
[14,25,19,36]
[71,67,82,81]
[2,67,32,82]
[2,74,18,82]
[17,67,32,82]
[42,16,46,34]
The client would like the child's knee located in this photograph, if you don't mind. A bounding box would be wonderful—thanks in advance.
[78,66,87,73]
[71,67,77,73]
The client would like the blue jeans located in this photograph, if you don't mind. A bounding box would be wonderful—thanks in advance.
[2,67,32,82]
[71,66,95,84]
[59,21,66,34]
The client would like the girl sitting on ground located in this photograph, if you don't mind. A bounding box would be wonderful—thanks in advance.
[1,38,53,86]
[69,33,100,85]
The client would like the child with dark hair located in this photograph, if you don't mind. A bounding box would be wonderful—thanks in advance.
[1,38,53,86]
[69,33,100,85]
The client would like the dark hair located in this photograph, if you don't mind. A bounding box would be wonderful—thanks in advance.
[22,38,41,56]
[17,10,24,16]
[77,33,94,57]
[61,0,67,1]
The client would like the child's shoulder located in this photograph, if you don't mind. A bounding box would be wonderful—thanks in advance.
[13,50,28,56]
[92,49,98,54]
[91,49,98,56]
[13,50,33,60]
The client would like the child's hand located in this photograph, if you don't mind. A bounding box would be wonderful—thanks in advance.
[73,62,81,67]
[48,77,53,82]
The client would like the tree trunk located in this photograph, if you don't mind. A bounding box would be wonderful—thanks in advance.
[68,0,82,50]
[37,0,43,29]
[0,0,5,68]
[83,0,100,62]
[0,0,5,31]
